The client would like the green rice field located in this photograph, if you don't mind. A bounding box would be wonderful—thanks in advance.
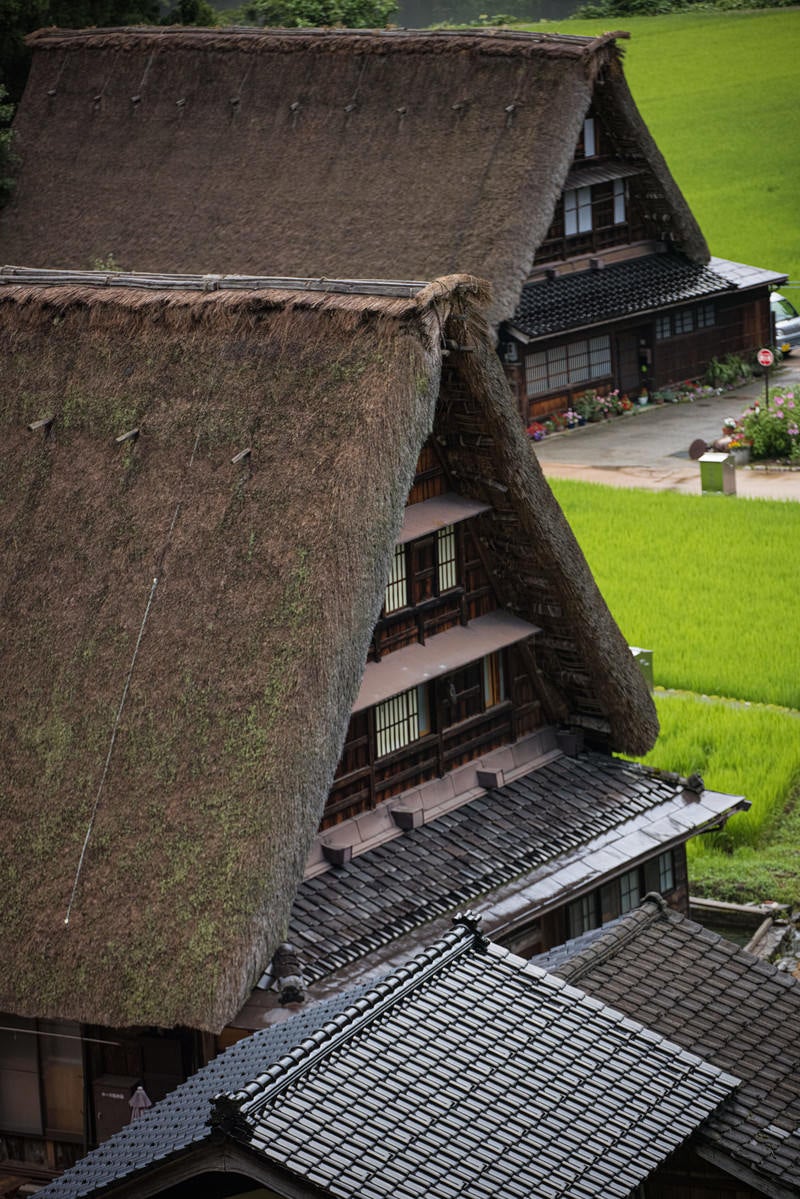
[548,479,800,901]
[520,10,800,296]
[548,481,800,708]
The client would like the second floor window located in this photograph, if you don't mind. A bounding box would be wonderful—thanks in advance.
[375,685,431,758]
[583,117,596,158]
[384,544,408,614]
[382,525,460,615]
[564,186,592,236]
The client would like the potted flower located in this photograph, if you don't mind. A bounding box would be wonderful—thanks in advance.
[526,421,546,442]
[720,416,752,465]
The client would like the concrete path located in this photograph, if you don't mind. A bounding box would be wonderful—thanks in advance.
[533,360,800,502]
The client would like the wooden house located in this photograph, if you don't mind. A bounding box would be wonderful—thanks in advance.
[0,26,785,421]
[0,20,762,1181]
[0,266,746,1177]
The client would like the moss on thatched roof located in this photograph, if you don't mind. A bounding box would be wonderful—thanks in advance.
[0,27,706,328]
[0,270,471,1031]
[0,268,655,1033]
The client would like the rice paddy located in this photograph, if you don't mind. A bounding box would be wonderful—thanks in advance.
[548,478,800,900]
[547,481,800,708]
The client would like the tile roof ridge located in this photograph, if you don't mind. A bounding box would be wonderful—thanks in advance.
[555,894,669,983]
[210,914,488,1129]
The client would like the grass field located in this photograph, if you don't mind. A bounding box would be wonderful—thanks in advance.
[518,10,800,296]
[548,478,800,902]
[547,480,800,708]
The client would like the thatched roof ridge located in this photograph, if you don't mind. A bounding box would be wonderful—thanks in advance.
[27,25,626,59]
[1,27,642,325]
[0,268,654,1032]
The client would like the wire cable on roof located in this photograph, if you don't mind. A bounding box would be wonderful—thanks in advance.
[64,428,203,926]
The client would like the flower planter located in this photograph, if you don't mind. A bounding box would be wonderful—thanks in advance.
[731,447,751,467]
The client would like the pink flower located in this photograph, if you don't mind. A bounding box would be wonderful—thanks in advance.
[789,424,799,437]
[788,400,796,409]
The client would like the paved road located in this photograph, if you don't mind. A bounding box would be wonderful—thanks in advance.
[533,360,800,502]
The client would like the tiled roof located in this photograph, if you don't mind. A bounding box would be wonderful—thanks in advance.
[529,917,625,973]
[290,751,744,985]
[553,897,800,1196]
[38,987,374,1199]
[511,254,735,339]
[709,255,787,292]
[223,923,737,1199]
[40,921,739,1199]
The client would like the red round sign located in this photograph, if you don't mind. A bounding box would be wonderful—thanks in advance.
[758,348,774,367]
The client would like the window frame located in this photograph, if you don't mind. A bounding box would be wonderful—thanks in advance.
[568,892,599,939]
[375,685,430,759]
[619,868,642,915]
[525,334,612,398]
[582,117,596,159]
[658,850,675,893]
[564,186,593,237]
[383,543,409,615]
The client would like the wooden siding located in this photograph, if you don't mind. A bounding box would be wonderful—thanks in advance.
[501,844,689,959]
[323,644,541,827]
[644,1144,764,1198]
[509,290,773,424]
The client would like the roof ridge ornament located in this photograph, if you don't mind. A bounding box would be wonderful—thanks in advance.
[452,909,489,952]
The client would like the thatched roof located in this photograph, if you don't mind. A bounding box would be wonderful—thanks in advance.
[0,27,707,328]
[0,267,655,1033]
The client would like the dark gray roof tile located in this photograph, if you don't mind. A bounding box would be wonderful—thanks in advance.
[510,254,735,338]
[292,752,734,983]
[553,898,800,1194]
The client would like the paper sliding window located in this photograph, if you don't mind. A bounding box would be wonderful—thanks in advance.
[383,544,408,614]
[375,686,430,758]
[437,524,457,592]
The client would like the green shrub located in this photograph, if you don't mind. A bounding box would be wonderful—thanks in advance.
[742,388,800,461]
[0,86,17,206]
[704,353,752,390]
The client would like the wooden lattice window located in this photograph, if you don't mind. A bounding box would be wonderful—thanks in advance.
[375,686,430,758]
[384,544,408,614]
[436,525,457,592]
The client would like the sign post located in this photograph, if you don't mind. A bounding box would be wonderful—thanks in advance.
[758,347,774,407]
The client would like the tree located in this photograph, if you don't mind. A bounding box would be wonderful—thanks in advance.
[0,82,15,203]
[0,0,217,102]
[161,0,218,23]
[237,0,398,26]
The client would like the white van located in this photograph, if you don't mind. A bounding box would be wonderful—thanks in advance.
[771,291,800,351]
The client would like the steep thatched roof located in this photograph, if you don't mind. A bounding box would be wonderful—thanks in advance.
[0,267,655,1033]
[0,27,706,327]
